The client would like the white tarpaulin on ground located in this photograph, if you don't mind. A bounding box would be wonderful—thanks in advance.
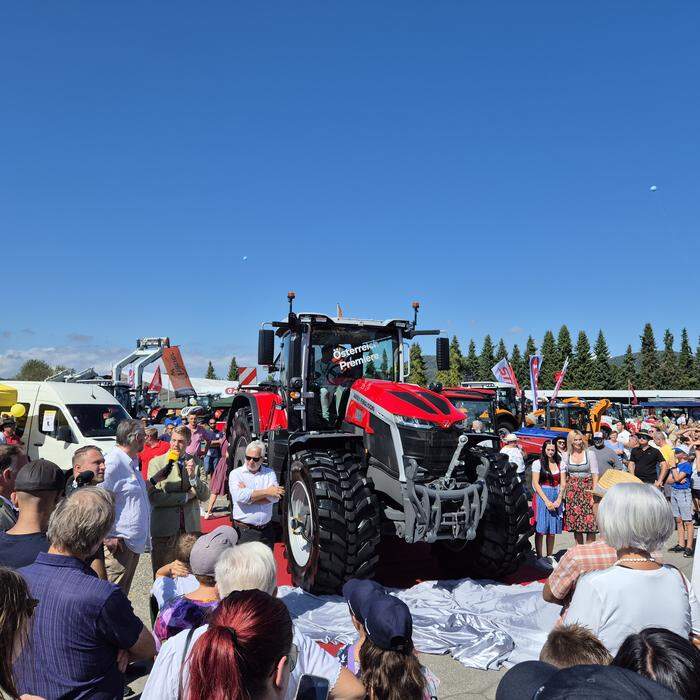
[280,578,561,670]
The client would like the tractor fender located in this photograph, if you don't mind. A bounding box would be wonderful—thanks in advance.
[226,392,287,438]
[288,431,363,458]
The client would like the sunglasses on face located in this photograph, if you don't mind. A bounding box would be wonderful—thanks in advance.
[246,455,262,463]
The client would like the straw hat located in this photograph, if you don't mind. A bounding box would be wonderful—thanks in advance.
[590,469,641,499]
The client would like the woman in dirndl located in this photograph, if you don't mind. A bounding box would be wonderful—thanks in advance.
[562,430,599,545]
[531,440,566,567]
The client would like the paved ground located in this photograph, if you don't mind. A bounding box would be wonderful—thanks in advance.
[125,529,696,699]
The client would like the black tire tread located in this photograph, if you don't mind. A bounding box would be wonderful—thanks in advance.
[287,449,380,593]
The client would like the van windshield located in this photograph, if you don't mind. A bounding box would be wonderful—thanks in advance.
[67,404,130,438]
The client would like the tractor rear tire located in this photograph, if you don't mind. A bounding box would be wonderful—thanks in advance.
[434,452,532,579]
[284,449,380,594]
[228,407,253,474]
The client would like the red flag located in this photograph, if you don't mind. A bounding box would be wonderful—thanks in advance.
[161,346,196,397]
[550,356,569,404]
[147,366,163,394]
[628,379,638,405]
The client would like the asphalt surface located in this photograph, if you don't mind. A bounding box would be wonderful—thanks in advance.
[125,529,696,699]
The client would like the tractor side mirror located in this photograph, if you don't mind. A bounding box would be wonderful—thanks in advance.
[436,337,450,371]
[258,330,275,366]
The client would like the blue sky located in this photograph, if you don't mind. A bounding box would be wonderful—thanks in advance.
[2,3,699,377]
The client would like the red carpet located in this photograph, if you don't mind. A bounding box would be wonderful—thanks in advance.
[201,511,545,588]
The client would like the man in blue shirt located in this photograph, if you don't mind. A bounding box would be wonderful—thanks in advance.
[667,445,695,558]
[0,458,63,569]
[16,487,155,699]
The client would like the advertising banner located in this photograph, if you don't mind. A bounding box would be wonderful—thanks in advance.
[550,356,569,404]
[529,352,542,407]
[161,346,196,397]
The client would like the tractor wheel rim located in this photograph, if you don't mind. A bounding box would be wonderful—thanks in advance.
[288,480,314,568]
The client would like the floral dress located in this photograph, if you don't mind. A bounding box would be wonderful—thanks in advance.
[563,449,599,534]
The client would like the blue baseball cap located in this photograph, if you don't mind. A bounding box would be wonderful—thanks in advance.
[363,594,413,652]
[342,578,384,624]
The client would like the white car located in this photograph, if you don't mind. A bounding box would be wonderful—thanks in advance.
[1,381,130,471]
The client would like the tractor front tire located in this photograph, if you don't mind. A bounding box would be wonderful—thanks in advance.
[284,450,380,594]
[435,452,532,579]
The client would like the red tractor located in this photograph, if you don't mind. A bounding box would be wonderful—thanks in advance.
[225,294,531,593]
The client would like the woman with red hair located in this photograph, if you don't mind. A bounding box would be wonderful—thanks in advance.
[187,588,296,700]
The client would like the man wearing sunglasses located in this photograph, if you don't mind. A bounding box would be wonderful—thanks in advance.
[228,440,284,548]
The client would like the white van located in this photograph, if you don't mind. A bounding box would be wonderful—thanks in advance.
[0,381,131,471]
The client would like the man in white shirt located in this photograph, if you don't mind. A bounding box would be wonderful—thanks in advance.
[100,419,151,594]
[500,433,526,476]
[228,440,284,548]
[142,542,364,700]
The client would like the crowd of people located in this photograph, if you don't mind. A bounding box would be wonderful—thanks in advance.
[0,409,699,699]
[502,415,700,567]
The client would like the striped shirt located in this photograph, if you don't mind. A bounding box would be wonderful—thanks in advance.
[16,552,143,699]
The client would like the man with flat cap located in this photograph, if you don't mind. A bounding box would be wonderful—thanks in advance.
[0,458,64,568]
[628,431,668,487]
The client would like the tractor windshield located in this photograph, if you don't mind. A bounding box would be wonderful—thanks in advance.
[310,328,400,385]
[449,398,495,432]
[307,327,400,428]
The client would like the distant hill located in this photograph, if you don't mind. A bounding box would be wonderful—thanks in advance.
[610,350,678,367]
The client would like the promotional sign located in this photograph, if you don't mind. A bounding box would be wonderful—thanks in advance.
[127,367,135,389]
[550,356,569,404]
[529,352,542,407]
[628,379,638,405]
[238,367,257,386]
[491,357,522,397]
[224,386,237,395]
[161,346,196,397]
[147,366,163,394]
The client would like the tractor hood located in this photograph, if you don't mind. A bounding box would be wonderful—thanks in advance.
[349,379,466,429]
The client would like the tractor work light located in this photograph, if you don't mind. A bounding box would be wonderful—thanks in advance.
[395,415,435,430]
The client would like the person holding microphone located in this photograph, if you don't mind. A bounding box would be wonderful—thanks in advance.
[148,426,210,575]
[228,440,283,548]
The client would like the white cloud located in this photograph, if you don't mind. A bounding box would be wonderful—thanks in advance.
[0,344,258,380]
[508,326,524,334]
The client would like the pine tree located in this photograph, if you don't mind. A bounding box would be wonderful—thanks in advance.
[677,329,694,390]
[478,335,495,381]
[657,329,679,389]
[462,340,479,381]
[496,338,508,362]
[365,359,378,378]
[639,323,660,388]
[569,331,594,388]
[539,330,559,390]
[406,343,427,386]
[227,356,239,381]
[695,336,700,388]
[620,344,637,389]
[510,344,527,388]
[591,330,613,390]
[437,335,464,387]
[556,326,573,365]
[205,361,217,380]
[379,349,389,378]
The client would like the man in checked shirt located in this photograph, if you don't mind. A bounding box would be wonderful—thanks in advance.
[228,440,284,548]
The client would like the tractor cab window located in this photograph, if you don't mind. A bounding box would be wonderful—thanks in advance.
[450,399,494,432]
[308,327,399,428]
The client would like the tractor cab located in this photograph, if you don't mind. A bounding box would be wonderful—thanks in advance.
[257,296,450,434]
